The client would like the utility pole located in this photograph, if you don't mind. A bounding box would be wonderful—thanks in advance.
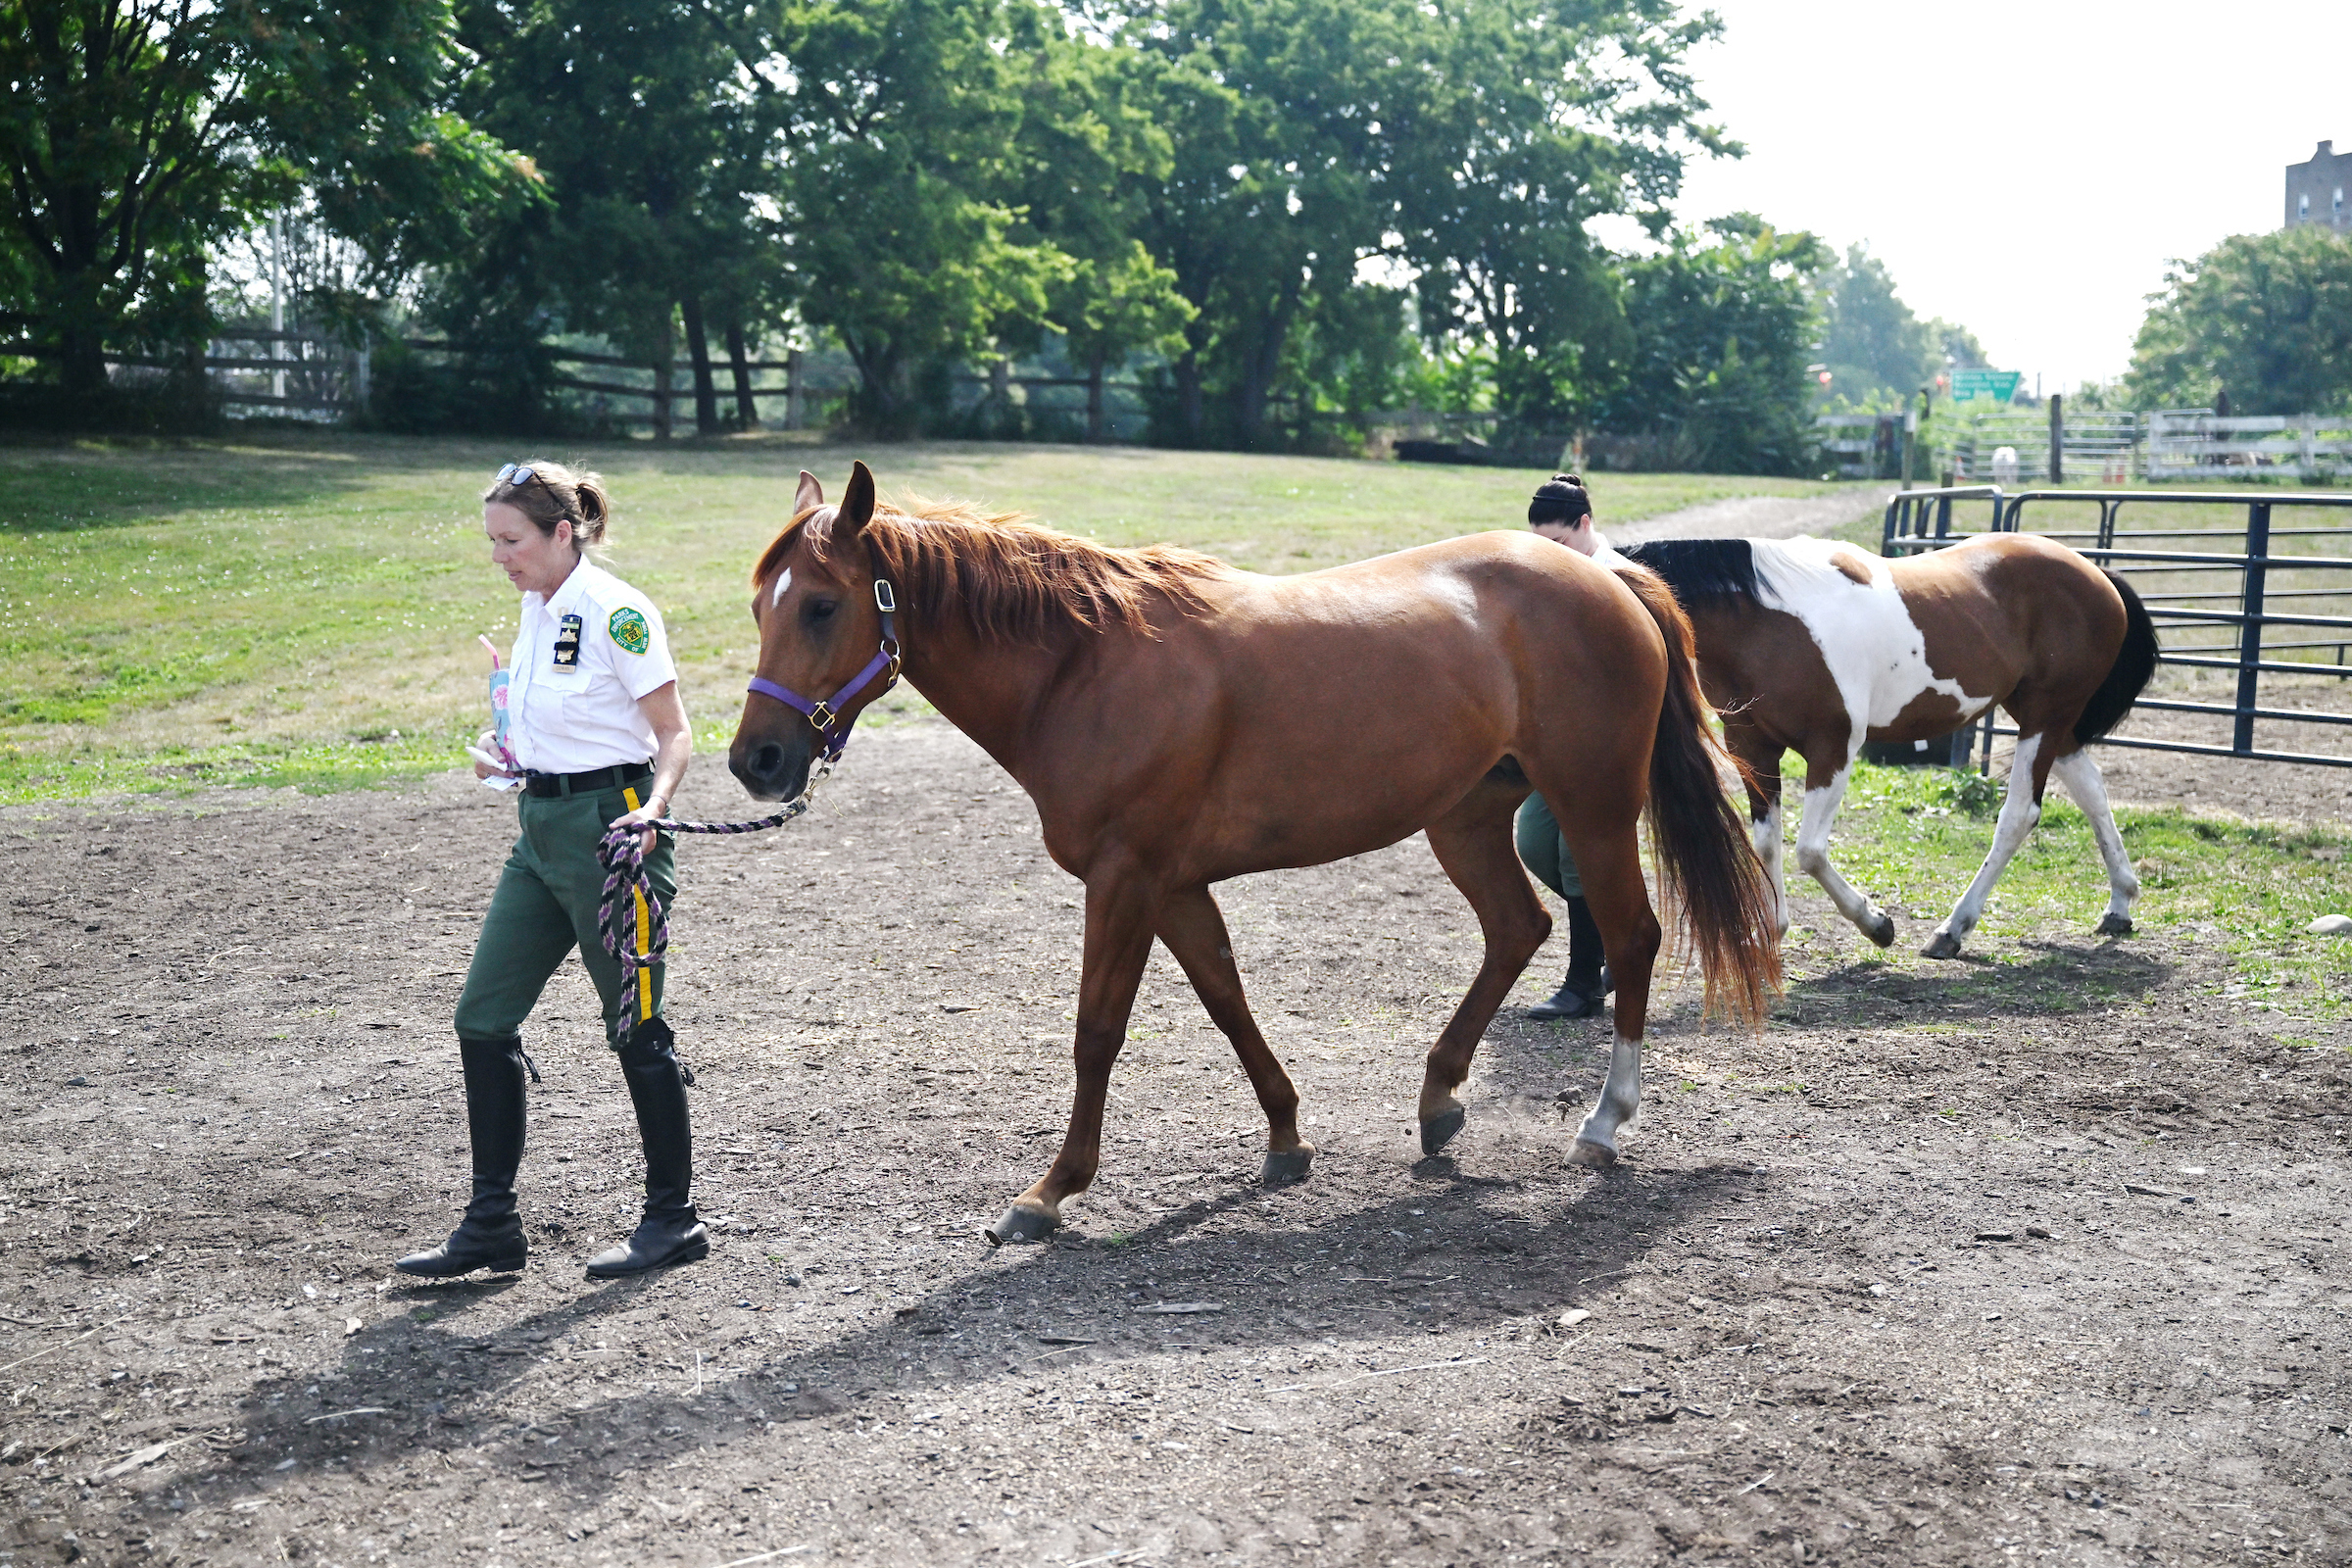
[2047,392,2065,483]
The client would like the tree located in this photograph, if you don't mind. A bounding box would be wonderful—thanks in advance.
[0,0,530,407]
[1130,0,1729,450]
[447,0,777,435]
[1591,216,1827,474]
[1383,0,1730,430]
[717,0,1119,435]
[2124,226,2352,416]
[1813,241,1935,405]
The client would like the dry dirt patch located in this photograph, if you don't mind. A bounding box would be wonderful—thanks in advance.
[3,724,2348,1566]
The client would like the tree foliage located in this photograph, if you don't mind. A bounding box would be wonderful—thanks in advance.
[0,0,533,406]
[1592,217,1827,474]
[2124,226,2352,416]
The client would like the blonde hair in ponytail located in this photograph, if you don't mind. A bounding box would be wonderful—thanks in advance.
[482,460,615,550]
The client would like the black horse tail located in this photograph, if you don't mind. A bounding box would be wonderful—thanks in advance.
[1618,566,1782,1028]
[2076,569,2158,744]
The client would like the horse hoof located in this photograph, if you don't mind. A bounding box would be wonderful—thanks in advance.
[1921,931,1964,960]
[1260,1147,1314,1186]
[1419,1107,1466,1157]
[984,1203,1057,1246]
[1863,911,1897,949]
[2096,914,2134,936]
[1567,1139,1617,1170]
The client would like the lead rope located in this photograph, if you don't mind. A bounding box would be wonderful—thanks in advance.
[592,756,838,1080]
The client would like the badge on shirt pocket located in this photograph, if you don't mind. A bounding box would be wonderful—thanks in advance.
[553,613,583,668]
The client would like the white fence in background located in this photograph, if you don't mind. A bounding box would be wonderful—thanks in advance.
[2143,411,2352,481]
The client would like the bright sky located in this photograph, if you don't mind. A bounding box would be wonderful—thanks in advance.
[1662,0,2352,393]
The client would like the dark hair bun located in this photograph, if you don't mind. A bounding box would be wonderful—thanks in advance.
[1528,472,1593,528]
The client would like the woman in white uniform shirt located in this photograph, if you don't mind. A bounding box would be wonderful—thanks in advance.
[397,460,709,1282]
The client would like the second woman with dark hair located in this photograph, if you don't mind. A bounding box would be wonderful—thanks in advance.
[1521,474,1621,1019]
[396,459,709,1282]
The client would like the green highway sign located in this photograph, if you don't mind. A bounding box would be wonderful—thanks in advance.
[1951,368,2024,403]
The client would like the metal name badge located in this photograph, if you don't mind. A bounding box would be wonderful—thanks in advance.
[553,613,583,668]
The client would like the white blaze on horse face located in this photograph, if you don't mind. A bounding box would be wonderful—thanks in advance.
[1750,538,1992,739]
[770,566,793,609]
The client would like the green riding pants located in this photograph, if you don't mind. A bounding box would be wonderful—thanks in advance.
[1513,791,1584,901]
[454,781,676,1050]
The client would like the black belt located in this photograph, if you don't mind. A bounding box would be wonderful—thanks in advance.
[523,761,654,799]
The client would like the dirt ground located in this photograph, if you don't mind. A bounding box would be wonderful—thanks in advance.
[5,718,2351,1568]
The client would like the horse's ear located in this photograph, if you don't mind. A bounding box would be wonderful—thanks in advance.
[839,461,876,538]
[794,469,823,514]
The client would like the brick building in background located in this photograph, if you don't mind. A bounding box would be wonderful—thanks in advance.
[2286,140,2347,230]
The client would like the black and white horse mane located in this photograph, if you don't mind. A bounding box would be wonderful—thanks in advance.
[1619,538,1771,609]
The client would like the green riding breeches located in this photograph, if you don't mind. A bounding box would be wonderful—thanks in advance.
[454,783,675,1049]
[1514,791,1584,901]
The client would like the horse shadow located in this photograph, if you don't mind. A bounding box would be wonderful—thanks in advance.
[154,1161,1758,1514]
[1769,939,2176,1030]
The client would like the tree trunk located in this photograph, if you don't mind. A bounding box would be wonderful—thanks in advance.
[57,313,108,404]
[1087,347,1106,443]
[682,295,720,436]
[1234,287,1300,451]
[653,314,675,442]
[726,321,759,429]
[1173,349,1204,448]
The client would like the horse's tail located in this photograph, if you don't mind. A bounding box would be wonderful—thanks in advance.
[1620,567,1783,1028]
[2076,568,2158,745]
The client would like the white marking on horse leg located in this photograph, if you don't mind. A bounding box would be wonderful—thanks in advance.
[1570,1033,1642,1166]
[1931,733,2045,952]
[2052,749,2139,926]
[770,566,793,607]
[1751,798,1790,937]
[1791,764,1887,939]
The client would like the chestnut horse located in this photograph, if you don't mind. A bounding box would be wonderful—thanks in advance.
[733,464,1779,1243]
[1619,534,2158,959]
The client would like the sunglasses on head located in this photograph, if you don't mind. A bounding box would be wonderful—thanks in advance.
[495,463,540,486]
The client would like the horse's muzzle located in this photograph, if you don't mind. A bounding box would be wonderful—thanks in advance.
[728,726,814,803]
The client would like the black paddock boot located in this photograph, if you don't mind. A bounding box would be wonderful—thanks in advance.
[586,1017,710,1279]
[1527,896,1613,1020]
[396,1034,530,1277]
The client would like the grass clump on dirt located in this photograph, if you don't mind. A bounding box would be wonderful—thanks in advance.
[1804,756,2352,1020]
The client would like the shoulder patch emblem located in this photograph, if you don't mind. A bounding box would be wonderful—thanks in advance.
[609,607,652,656]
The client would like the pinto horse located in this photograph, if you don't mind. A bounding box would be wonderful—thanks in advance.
[1619,533,2159,959]
[732,463,1779,1243]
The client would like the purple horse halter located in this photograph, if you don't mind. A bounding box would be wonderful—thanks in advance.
[746,577,902,760]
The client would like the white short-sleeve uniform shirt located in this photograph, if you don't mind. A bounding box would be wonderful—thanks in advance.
[504,560,678,774]
[1589,527,1632,570]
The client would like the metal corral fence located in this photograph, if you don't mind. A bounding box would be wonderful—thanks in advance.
[1883,485,2352,770]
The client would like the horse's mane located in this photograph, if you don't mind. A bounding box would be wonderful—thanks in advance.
[753,492,1232,645]
[1618,539,1771,609]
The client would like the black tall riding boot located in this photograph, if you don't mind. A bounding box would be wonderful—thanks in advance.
[586,1017,710,1279]
[396,1034,529,1277]
[1527,895,1614,1020]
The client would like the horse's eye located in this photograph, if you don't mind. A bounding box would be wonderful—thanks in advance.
[808,598,837,621]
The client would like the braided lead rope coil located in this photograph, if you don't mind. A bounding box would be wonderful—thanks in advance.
[595,755,836,994]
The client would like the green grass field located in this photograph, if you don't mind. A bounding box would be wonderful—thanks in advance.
[0,430,1842,801]
[3,430,2344,1017]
